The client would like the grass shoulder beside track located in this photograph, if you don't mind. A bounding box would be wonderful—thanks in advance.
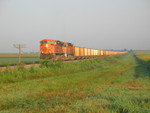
[0,53,39,65]
[0,53,149,113]
[0,57,39,66]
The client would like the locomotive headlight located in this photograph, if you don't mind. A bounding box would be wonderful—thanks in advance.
[45,44,49,48]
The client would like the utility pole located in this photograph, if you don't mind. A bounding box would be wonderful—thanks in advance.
[13,44,26,63]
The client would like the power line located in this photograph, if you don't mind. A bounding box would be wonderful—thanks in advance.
[13,44,26,63]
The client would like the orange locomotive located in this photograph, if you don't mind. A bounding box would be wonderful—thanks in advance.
[40,39,128,59]
[40,39,74,59]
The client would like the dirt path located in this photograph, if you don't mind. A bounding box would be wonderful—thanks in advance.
[0,64,40,72]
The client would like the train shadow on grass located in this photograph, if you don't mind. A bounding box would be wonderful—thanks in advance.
[133,53,150,78]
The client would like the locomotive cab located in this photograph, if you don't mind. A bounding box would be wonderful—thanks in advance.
[40,39,56,59]
[40,39,65,59]
[40,39,75,59]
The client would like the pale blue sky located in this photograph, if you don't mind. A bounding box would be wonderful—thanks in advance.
[0,0,150,52]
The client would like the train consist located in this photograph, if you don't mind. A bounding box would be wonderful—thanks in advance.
[40,39,128,60]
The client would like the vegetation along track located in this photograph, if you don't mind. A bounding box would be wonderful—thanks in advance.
[0,53,149,113]
[0,56,105,72]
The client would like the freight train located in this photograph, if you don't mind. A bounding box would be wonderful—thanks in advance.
[40,39,128,60]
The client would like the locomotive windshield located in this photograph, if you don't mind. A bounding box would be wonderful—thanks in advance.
[41,41,47,44]
[48,41,55,44]
[40,41,55,45]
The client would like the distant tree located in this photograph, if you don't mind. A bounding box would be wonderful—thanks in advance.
[124,48,127,51]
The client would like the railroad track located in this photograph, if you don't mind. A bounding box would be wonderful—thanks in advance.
[0,56,107,72]
[0,62,39,67]
[0,62,40,72]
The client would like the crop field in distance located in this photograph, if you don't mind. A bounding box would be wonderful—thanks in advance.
[0,53,39,65]
[0,51,149,113]
[134,50,150,61]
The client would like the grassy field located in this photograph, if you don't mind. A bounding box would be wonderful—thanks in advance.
[0,53,149,113]
[0,53,39,65]
[134,50,150,61]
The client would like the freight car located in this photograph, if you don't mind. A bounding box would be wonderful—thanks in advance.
[40,39,128,60]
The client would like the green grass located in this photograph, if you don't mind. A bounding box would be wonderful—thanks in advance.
[0,57,39,65]
[0,53,39,65]
[0,53,149,113]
